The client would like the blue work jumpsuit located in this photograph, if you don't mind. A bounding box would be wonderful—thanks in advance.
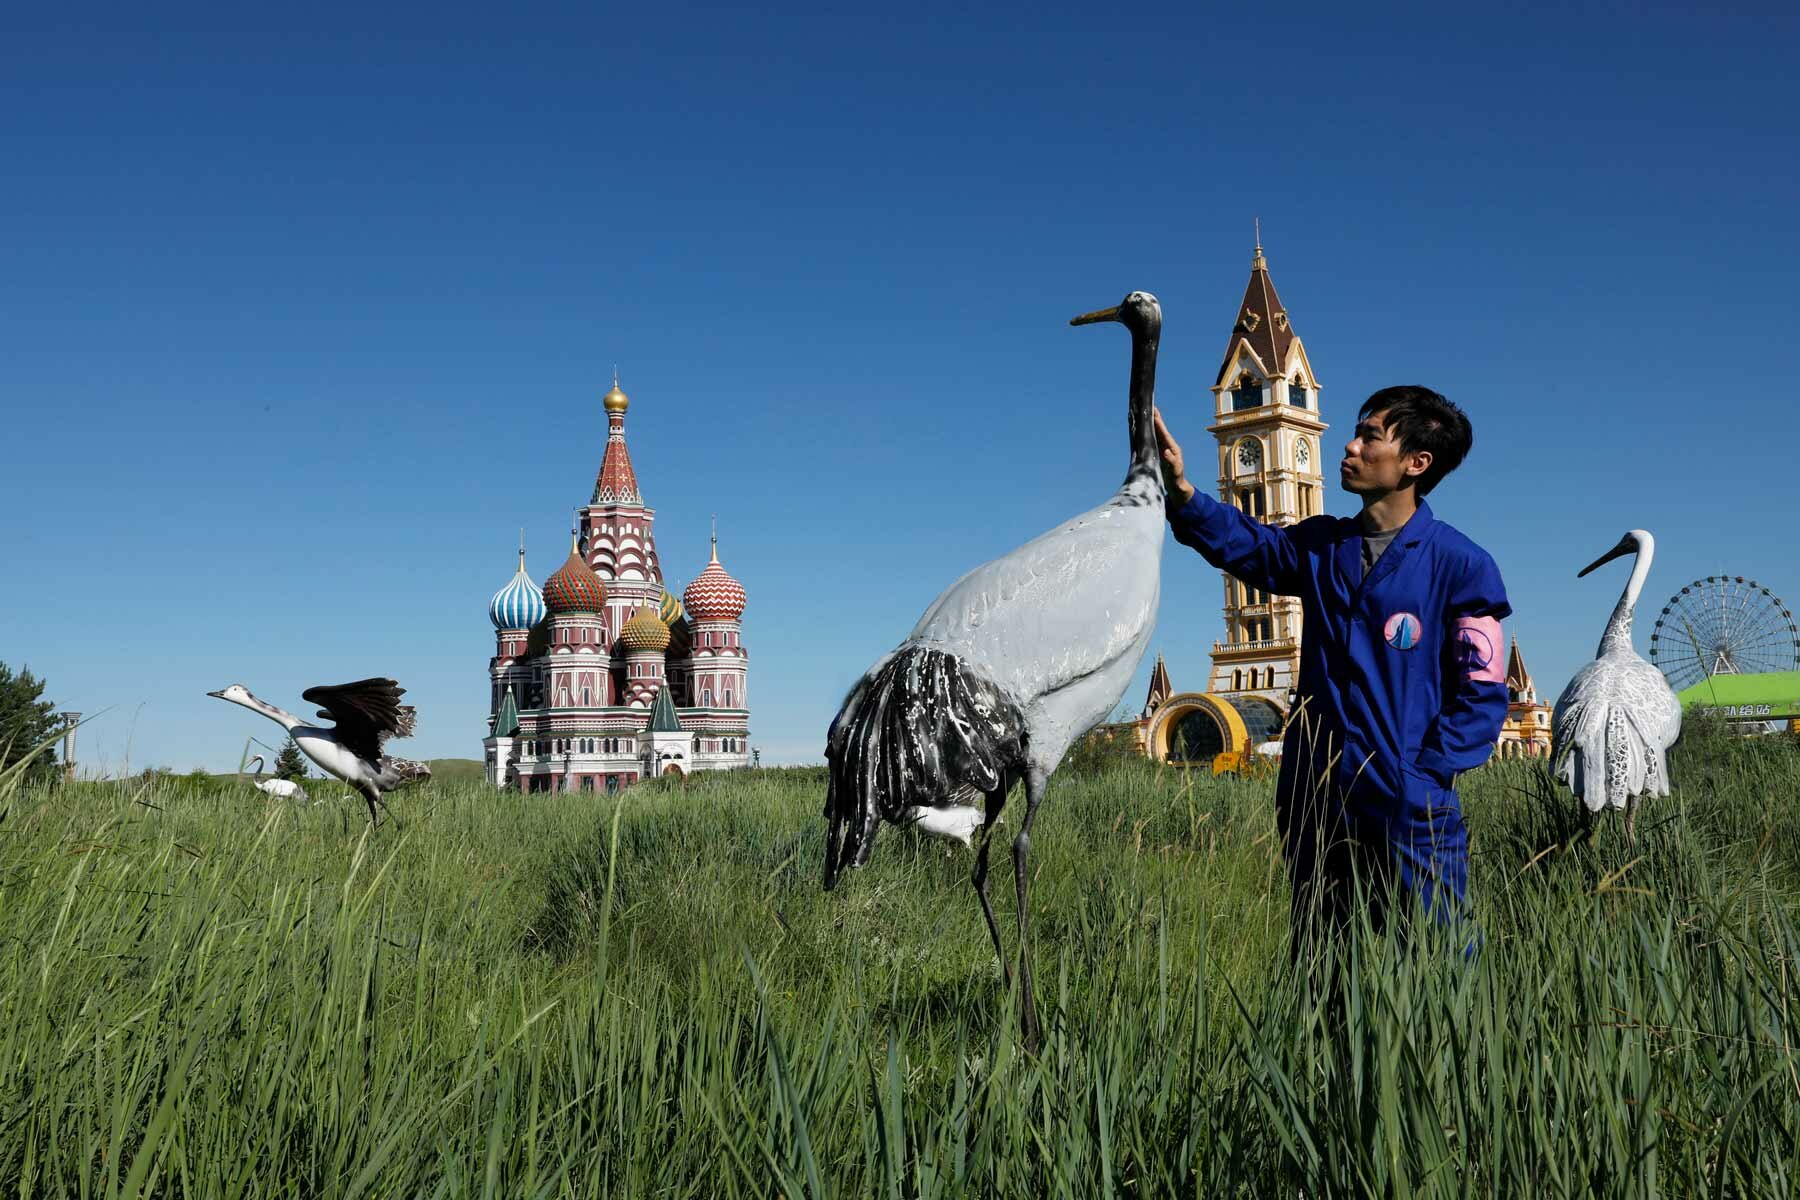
[1167,493,1511,934]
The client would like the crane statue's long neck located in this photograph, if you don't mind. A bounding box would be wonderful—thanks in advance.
[233,691,303,732]
[1598,536,1653,657]
[1122,317,1163,502]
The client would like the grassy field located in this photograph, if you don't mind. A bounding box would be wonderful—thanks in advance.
[3,727,1799,1197]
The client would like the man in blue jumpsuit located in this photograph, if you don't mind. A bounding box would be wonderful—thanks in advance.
[1154,386,1510,947]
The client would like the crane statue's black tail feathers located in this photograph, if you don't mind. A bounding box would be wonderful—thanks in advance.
[376,756,431,791]
[823,646,1026,889]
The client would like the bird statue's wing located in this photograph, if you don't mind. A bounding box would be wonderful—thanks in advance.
[1551,656,1680,811]
[905,499,1161,703]
[1551,662,1612,810]
[301,678,413,761]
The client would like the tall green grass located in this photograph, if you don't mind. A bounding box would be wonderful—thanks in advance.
[2,727,1797,1196]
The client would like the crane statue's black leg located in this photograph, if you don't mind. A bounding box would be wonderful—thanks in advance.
[972,775,1011,983]
[1014,768,1047,1051]
[355,782,383,829]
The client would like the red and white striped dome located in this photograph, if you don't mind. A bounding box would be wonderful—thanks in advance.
[683,536,746,621]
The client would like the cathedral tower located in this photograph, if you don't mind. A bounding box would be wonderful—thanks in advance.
[1205,239,1328,711]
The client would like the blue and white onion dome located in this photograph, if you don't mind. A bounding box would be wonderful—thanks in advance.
[489,545,546,630]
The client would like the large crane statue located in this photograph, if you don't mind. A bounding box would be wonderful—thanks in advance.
[823,291,1165,1045]
[1551,530,1682,840]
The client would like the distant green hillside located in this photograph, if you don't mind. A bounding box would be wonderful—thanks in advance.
[426,758,486,783]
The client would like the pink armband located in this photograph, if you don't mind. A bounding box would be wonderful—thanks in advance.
[1452,616,1505,683]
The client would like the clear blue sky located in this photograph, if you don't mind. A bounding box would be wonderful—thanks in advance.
[6,3,1798,773]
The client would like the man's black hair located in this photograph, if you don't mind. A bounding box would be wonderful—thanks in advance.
[1359,385,1472,497]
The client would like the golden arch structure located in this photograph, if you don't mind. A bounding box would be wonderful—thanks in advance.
[1145,691,1287,774]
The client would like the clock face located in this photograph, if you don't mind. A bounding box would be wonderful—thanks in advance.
[1296,439,1311,468]
[1237,440,1262,470]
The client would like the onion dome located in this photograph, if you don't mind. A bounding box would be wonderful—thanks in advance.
[543,533,608,613]
[657,585,685,627]
[489,543,546,630]
[619,604,671,653]
[683,526,747,621]
[602,371,630,413]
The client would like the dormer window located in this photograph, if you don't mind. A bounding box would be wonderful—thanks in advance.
[1231,375,1262,412]
[1289,378,1307,407]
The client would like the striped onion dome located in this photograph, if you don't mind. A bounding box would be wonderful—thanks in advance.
[619,604,671,653]
[657,585,685,627]
[489,547,546,630]
[683,535,746,621]
[543,537,608,614]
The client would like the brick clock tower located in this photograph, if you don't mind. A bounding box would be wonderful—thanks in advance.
[1205,240,1328,714]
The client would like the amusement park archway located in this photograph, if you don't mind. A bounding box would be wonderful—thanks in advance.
[1146,692,1286,765]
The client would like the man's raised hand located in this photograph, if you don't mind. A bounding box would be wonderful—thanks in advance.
[1153,407,1195,504]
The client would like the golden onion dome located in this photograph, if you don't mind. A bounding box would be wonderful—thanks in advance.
[619,604,671,653]
[602,370,630,413]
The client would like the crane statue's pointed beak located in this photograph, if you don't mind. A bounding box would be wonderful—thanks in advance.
[1577,536,1636,578]
[1070,305,1120,327]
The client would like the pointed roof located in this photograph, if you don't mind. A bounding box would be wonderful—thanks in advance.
[1217,241,1300,381]
[646,683,684,733]
[592,372,643,505]
[495,686,519,737]
[1142,653,1172,717]
[1505,636,1535,701]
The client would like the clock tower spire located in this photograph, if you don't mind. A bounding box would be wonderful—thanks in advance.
[1204,238,1329,717]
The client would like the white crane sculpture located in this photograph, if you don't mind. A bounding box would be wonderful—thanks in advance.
[208,679,429,826]
[243,754,310,804]
[824,291,1164,1045]
[1551,530,1682,840]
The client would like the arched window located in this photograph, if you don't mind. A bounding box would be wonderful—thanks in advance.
[703,689,714,706]
[1232,375,1262,412]
[1289,377,1307,407]
[1232,669,1244,690]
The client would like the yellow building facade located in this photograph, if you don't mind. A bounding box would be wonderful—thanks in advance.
[1496,638,1554,759]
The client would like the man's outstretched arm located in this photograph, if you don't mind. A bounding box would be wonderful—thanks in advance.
[1415,549,1513,785]
[1156,407,1304,596]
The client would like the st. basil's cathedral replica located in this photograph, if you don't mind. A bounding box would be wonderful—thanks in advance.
[481,375,750,791]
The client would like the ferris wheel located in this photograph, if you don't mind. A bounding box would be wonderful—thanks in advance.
[1649,575,1800,692]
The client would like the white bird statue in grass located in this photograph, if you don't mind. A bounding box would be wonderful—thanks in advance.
[243,754,310,804]
[824,290,1165,1046]
[1551,530,1682,840]
[208,679,429,826]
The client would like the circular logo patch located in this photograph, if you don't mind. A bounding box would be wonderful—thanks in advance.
[1454,624,1496,672]
[1384,611,1422,650]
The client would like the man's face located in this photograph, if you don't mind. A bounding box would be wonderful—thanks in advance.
[1340,409,1430,496]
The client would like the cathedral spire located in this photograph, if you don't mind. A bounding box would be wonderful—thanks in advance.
[593,373,643,505]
